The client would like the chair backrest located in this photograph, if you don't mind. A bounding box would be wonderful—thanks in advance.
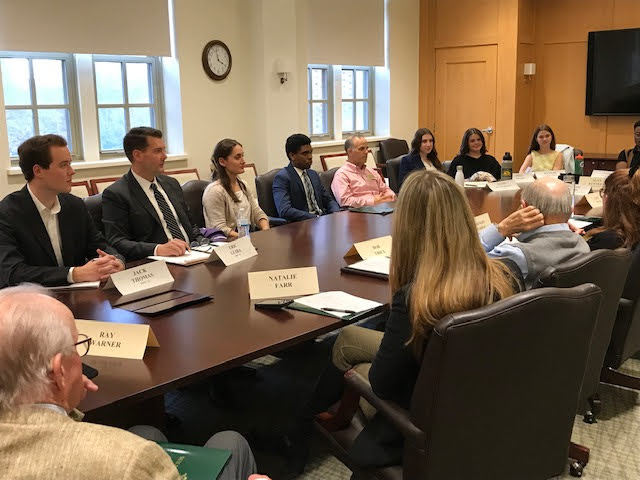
[71,180,94,198]
[164,168,200,185]
[536,248,631,409]
[319,151,377,172]
[90,177,120,194]
[442,160,452,173]
[318,167,339,203]
[606,246,640,368]
[379,138,409,164]
[406,285,601,480]
[239,163,258,200]
[255,168,282,218]
[181,179,211,229]
[386,155,403,193]
[83,193,104,234]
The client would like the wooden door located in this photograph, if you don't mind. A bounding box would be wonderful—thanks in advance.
[434,45,497,161]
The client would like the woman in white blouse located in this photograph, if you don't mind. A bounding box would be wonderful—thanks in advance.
[202,139,269,239]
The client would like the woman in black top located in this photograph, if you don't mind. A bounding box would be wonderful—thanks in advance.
[615,119,640,177]
[584,168,640,250]
[447,127,501,180]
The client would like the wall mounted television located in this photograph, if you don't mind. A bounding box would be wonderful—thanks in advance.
[586,27,640,116]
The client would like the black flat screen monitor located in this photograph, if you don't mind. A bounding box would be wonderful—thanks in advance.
[586,28,640,116]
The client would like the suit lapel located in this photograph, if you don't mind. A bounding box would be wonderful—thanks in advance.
[126,171,162,226]
[57,195,77,265]
[286,165,305,193]
[17,187,58,265]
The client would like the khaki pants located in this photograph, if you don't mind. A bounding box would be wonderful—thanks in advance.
[332,325,384,419]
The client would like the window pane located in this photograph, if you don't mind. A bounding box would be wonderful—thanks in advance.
[129,107,152,128]
[126,63,151,104]
[355,70,368,99]
[342,69,354,100]
[355,101,368,131]
[95,62,124,104]
[6,109,34,156]
[342,101,354,132]
[98,107,126,150]
[1,58,31,106]
[38,109,71,147]
[311,103,327,135]
[33,59,66,105]
[311,68,326,100]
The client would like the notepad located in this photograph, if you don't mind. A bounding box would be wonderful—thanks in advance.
[290,291,383,319]
[148,250,212,266]
[51,281,100,291]
[341,256,390,280]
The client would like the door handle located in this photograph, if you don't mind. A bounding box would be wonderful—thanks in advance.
[481,126,494,134]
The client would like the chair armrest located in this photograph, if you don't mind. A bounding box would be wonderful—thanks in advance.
[343,370,425,446]
[268,216,288,227]
[619,298,634,309]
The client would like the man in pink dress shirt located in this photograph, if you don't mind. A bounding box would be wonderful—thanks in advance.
[331,135,396,207]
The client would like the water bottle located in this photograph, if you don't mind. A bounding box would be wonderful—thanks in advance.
[237,207,250,238]
[574,153,584,176]
[455,165,465,186]
[501,152,513,180]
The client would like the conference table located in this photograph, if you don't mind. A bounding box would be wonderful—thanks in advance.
[65,187,598,422]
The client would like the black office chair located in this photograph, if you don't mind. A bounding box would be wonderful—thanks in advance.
[83,193,104,234]
[379,138,409,165]
[314,285,602,480]
[255,169,288,227]
[386,156,403,194]
[319,167,339,204]
[181,179,211,229]
[443,160,452,173]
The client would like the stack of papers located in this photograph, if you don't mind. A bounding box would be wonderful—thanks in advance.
[345,256,390,276]
[290,291,383,319]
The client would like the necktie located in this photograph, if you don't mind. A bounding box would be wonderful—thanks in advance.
[150,183,186,241]
[301,170,322,215]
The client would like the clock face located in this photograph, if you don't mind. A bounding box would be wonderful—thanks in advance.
[202,40,232,80]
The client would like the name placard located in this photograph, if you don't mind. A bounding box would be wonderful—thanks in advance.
[103,261,174,305]
[487,180,520,192]
[464,181,488,189]
[210,236,258,266]
[474,213,492,231]
[248,266,319,300]
[75,319,159,360]
[591,169,613,178]
[513,172,535,182]
[579,175,605,191]
[344,235,392,259]
[535,170,565,179]
[584,192,603,208]
[571,184,592,196]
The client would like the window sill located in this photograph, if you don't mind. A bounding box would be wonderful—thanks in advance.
[311,135,389,149]
[6,153,189,176]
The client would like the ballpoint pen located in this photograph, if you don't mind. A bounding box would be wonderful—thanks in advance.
[321,307,356,314]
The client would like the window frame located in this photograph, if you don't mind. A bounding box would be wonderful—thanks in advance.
[92,54,165,157]
[307,64,333,140]
[0,51,82,162]
[340,65,374,136]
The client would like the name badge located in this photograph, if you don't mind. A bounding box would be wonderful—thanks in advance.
[487,180,520,192]
[584,192,603,208]
[248,266,319,300]
[474,213,492,231]
[75,319,159,360]
[579,175,605,191]
[344,235,392,259]
[209,236,258,266]
[103,261,174,305]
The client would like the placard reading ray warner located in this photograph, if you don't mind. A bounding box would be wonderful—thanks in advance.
[344,235,392,259]
[248,266,319,300]
[75,319,159,360]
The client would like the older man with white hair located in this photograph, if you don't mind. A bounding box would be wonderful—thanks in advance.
[479,176,590,288]
[0,285,260,480]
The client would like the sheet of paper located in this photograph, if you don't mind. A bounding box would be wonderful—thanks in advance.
[487,180,520,192]
[75,319,159,360]
[148,250,211,266]
[248,266,319,300]
[591,169,613,178]
[474,213,492,231]
[568,219,593,230]
[51,281,100,291]
[344,235,392,259]
[347,256,390,275]
[210,236,258,266]
[294,291,383,319]
[464,181,488,188]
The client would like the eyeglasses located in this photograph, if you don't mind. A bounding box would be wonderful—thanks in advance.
[599,188,607,198]
[74,334,92,357]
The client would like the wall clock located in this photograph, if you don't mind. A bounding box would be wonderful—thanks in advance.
[202,40,232,81]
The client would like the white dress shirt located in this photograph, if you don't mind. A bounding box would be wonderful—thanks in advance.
[130,171,189,250]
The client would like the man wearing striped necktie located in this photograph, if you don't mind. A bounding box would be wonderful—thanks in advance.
[102,127,205,261]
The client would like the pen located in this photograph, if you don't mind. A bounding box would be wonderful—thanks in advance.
[321,307,356,314]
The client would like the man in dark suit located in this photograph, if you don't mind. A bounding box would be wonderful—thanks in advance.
[102,127,204,261]
[272,133,340,222]
[0,134,124,288]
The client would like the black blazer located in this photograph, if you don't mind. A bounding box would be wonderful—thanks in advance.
[0,186,122,288]
[102,170,202,261]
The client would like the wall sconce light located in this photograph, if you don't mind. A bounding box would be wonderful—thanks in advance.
[275,59,291,84]
[524,62,536,78]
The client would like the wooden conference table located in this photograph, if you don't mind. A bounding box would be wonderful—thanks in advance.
[66,187,597,419]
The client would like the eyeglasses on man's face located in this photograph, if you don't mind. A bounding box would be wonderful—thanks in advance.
[599,188,607,198]
[74,334,92,357]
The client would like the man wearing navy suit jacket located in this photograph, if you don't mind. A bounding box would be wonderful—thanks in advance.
[102,127,204,261]
[272,134,340,222]
[0,134,124,288]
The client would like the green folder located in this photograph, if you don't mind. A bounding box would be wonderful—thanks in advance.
[158,442,231,480]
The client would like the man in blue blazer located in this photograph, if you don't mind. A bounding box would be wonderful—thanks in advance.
[272,134,340,222]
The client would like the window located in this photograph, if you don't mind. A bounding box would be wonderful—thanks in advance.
[93,56,163,154]
[307,65,374,140]
[0,52,79,158]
